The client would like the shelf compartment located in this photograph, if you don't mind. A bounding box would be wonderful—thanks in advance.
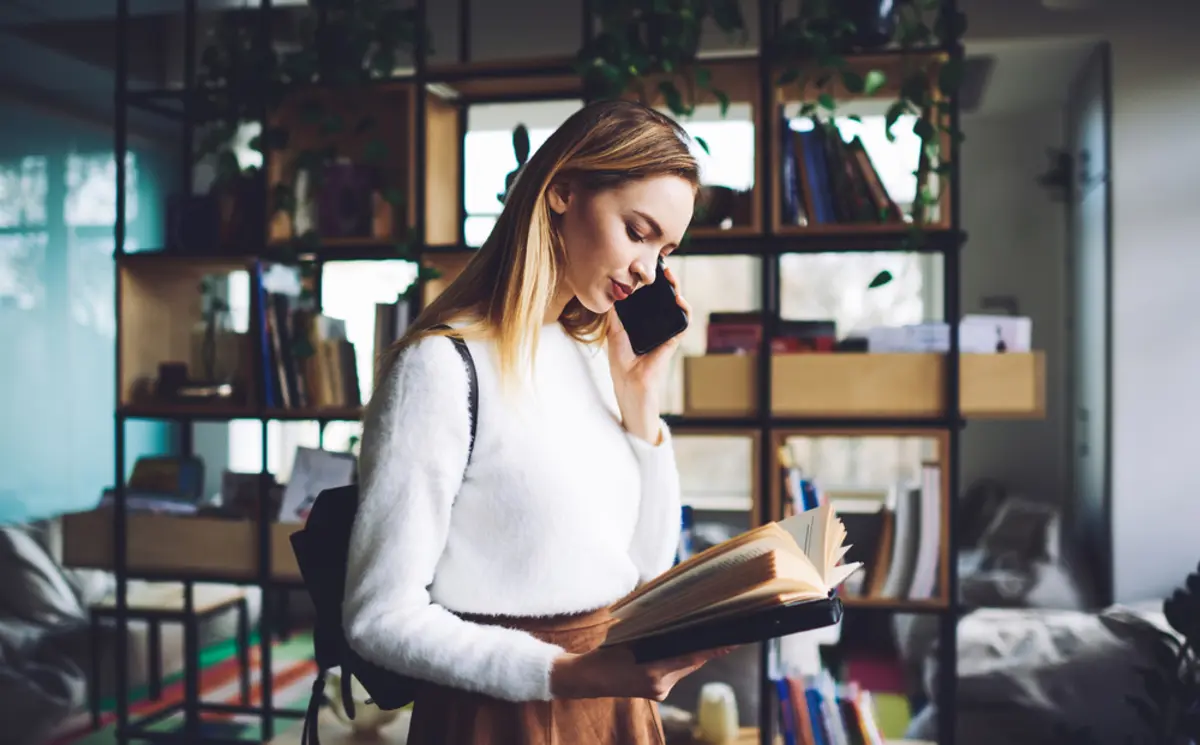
[683,352,1045,419]
[770,428,952,611]
[118,256,257,410]
[770,52,953,236]
[264,83,461,249]
[62,509,301,583]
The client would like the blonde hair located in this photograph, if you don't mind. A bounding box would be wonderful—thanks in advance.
[374,99,701,397]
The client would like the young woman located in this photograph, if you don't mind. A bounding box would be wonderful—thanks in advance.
[343,99,729,744]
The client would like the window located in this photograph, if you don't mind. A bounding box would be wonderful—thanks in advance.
[463,100,582,246]
[0,157,49,313]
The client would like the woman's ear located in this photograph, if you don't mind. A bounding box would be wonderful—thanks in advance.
[547,181,571,216]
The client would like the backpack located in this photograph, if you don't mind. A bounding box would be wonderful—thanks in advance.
[289,329,478,745]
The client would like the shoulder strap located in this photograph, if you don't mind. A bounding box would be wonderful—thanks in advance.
[433,325,478,464]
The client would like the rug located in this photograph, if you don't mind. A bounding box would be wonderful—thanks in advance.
[50,631,319,745]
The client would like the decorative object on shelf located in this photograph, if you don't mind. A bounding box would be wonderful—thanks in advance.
[768,0,968,231]
[694,681,740,744]
[191,0,427,256]
[199,276,232,384]
[575,0,747,119]
[498,123,530,205]
[316,159,377,238]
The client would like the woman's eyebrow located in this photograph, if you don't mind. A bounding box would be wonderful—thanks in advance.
[632,210,664,238]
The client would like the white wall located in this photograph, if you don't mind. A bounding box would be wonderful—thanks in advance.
[1106,24,1200,604]
[962,0,1200,606]
[958,106,1069,507]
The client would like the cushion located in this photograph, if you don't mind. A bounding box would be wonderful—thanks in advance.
[0,527,85,627]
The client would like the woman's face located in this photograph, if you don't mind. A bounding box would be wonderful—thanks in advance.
[548,174,695,314]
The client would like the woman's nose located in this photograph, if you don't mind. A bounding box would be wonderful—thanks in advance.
[631,260,655,288]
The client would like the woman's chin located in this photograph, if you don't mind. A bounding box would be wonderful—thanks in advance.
[577,292,615,316]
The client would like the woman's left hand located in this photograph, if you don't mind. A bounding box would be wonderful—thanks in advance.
[606,263,692,445]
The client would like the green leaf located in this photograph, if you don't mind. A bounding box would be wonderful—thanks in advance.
[777,68,800,86]
[864,69,888,96]
[695,67,712,90]
[818,93,836,111]
[363,138,388,164]
[715,90,731,117]
[694,135,710,155]
[840,70,865,94]
[658,80,686,117]
[884,100,908,140]
[383,188,405,207]
[913,117,936,142]
[868,270,893,289]
[938,59,966,95]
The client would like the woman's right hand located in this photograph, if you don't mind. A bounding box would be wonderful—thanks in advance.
[549,645,735,701]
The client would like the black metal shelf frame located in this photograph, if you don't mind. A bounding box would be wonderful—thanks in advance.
[109,0,963,743]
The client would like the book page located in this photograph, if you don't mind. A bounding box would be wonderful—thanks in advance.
[777,502,832,580]
[612,540,778,619]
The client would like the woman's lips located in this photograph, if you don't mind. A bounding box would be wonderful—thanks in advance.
[611,278,633,301]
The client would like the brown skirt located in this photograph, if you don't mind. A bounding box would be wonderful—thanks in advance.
[406,607,666,745]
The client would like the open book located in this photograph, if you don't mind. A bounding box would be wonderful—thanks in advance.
[603,502,862,661]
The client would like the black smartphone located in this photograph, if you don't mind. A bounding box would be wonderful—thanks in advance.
[614,257,689,355]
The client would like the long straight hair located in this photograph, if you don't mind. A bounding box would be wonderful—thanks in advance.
[374,99,701,397]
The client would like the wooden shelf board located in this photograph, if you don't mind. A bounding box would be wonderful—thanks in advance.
[427,56,583,101]
[773,222,949,236]
[119,404,363,422]
[120,403,259,421]
[840,595,949,612]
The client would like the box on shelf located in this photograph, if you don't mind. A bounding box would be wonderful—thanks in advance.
[61,508,301,582]
[683,352,1045,419]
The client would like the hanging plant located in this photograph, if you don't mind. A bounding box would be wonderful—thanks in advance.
[575,0,748,121]
[767,0,968,232]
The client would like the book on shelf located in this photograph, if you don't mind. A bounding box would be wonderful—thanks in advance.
[780,113,910,228]
[778,454,943,603]
[776,668,894,745]
[254,262,362,412]
[706,311,837,354]
[602,502,862,662]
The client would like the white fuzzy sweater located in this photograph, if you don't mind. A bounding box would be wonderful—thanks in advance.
[342,322,682,703]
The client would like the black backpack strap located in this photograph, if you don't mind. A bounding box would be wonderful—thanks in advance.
[433,325,478,465]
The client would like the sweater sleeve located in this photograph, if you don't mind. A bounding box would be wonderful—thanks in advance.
[624,420,683,582]
[342,335,565,702]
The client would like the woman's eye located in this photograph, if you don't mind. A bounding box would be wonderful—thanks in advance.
[626,225,644,242]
